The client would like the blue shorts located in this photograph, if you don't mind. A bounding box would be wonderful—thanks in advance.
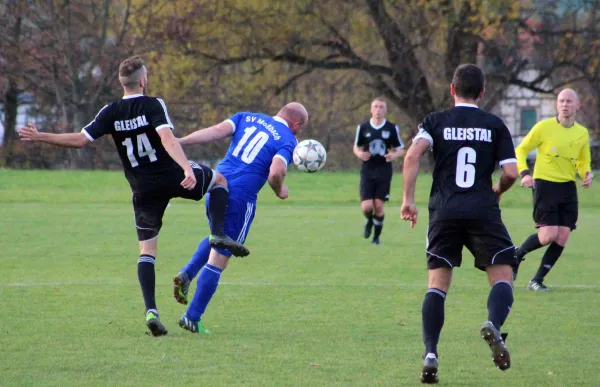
[206,194,256,257]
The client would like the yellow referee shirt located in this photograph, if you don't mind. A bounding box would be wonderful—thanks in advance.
[516,117,591,182]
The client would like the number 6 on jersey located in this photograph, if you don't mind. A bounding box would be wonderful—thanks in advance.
[456,147,476,188]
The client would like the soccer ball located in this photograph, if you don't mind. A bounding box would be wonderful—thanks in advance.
[293,139,327,172]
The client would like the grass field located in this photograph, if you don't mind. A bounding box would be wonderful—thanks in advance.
[1,169,599,386]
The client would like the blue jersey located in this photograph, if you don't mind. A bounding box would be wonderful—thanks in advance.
[217,112,297,202]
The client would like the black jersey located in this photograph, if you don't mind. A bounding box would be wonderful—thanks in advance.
[354,119,404,179]
[415,104,516,221]
[81,94,181,192]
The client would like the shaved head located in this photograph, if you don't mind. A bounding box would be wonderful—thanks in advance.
[556,88,580,123]
[277,102,308,134]
[557,88,579,102]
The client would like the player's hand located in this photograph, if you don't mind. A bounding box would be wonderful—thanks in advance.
[400,201,419,228]
[583,172,593,188]
[384,153,394,162]
[277,184,289,200]
[520,175,534,188]
[19,123,41,142]
[492,183,502,201]
[181,168,197,190]
[358,151,371,161]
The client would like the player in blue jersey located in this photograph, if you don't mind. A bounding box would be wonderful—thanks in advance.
[171,102,308,334]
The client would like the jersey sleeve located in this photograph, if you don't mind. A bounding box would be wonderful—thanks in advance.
[274,140,296,168]
[515,121,543,173]
[81,104,111,141]
[413,115,434,150]
[225,112,245,134]
[148,98,174,132]
[354,125,364,147]
[495,123,517,166]
[576,131,592,179]
[390,125,405,149]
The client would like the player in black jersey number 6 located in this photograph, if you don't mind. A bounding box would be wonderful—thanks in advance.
[19,56,248,337]
[400,64,519,384]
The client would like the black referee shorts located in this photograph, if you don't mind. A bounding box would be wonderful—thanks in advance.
[532,179,578,230]
[426,218,516,271]
[360,176,391,201]
[133,162,215,241]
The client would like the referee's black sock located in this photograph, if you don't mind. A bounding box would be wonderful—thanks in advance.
[363,209,373,222]
[208,185,229,237]
[532,242,564,282]
[516,233,543,258]
[422,288,446,357]
[487,281,514,330]
[373,215,384,240]
[137,254,157,313]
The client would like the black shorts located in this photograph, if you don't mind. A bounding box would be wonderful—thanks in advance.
[426,218,516,271]
[532,179,578,230]
[360,177,391,201]
[133,162,215,241]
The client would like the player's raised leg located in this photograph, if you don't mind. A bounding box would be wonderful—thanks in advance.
[420,267,452,384]
[205,172,250,257]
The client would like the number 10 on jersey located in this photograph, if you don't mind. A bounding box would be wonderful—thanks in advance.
[232,126,269,164]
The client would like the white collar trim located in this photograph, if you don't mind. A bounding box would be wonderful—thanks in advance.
[273,116,289,127]
[123,94,144,100]
[455,103,478,108]
[370,119,387,129]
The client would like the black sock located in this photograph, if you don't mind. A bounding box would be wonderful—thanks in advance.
[137,254,156,313]
[422,288,446,356]
[373,215,384,240]
[516,233,543,258]
[532,242,564,282]
[487,281,514,330]
[208,185,229,237]
[364,209,373,223]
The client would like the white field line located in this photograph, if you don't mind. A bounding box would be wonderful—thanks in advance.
[0,281,598,289]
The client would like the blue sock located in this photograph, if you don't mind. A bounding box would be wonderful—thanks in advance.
[186,264,222,321]
[182,237,211,280]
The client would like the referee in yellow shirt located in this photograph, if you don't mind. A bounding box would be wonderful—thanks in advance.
[513,88,593,291]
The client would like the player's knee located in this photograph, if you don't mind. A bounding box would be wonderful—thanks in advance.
[427,268,452,293]
[361,201,374,214]
[538,226,559,245]
[374,201,385,216]
[212,172,228,189]
[555,227,571,246]
[486,265,513,286]
[207,249,229,270]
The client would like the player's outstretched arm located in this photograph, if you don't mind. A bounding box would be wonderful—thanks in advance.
[401,138,430,228]
[19,124,90,148]
[268,157,288,199]
[158,128,196,190]
[179,121,234,146]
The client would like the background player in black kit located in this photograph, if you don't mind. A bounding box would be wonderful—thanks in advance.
[353,97,405,245]
[400,64,519,384]
[19,56,248,336]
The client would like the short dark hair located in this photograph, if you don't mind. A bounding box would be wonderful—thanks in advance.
[452,64,484,100]
[118,56,145,88]
[119,56,144,77]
